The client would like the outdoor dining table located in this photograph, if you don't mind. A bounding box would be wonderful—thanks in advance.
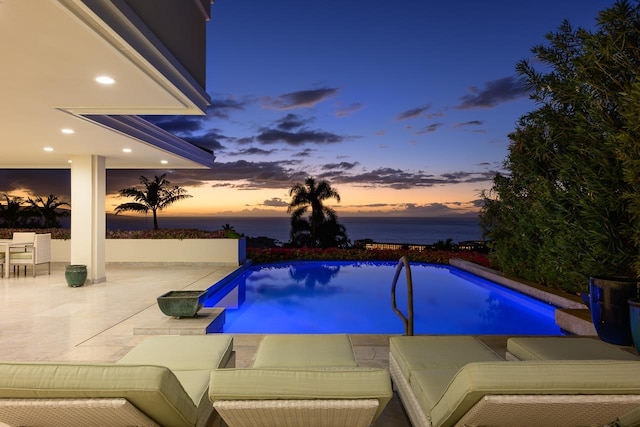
[0,239,34,278]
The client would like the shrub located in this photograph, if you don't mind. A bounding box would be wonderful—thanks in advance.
[247,247,490,267]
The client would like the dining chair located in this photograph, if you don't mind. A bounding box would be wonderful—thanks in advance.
[9,233,51,277]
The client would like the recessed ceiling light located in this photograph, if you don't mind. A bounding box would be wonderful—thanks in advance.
[95,75,115,85]
[160,160,168,164]
[122,148,132,153]
[61,128,74,134]
[43,147,54,152]
[68,160,72,164]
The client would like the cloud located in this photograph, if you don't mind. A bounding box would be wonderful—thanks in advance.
[261,197,289,207]
[335,103,363,117]
[275,113,313,131]
[328,167,497,190]
[322,162,359,170]
[256,128,346,146]
[228,147,278,156]
[183,130,228,151]
[454,120,484,128]
[207,160,307,188]
[396,104,431,121]
[414,123,444,134]
[208,97,246,119]
[457,76,529,109]
[262,88,339,110]
[440,171,497,183]
[293,148,315,157]
[0,170,71,200]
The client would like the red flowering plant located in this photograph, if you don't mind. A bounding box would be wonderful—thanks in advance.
[247,247,490,267]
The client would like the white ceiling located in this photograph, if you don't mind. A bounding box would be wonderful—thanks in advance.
[0,0,214,169]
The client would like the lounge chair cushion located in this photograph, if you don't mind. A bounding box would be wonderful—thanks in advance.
[117,335,233,370]
[390,336,501,380]
[507,337,639,361]
[209,367,392,420]
[430,360,640,427]
[0,362,196,427]
[252,334,357,368]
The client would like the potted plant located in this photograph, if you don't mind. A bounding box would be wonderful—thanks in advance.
[589,276,639,346]
[65,264,87,287]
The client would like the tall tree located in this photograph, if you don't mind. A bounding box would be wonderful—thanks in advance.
[287,177,348,248]
[0,194,26,228]
[114,174,192,230]
[26,194,70,228]
[480,0,640,293]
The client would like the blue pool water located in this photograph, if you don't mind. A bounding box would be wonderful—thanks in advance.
[203,261,562,335]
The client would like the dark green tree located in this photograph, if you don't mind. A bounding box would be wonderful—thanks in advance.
[287,177,348,248]
[114,174,192,230]
[26,194,70,228]
[480,0,640,293]
[0,194,26,228]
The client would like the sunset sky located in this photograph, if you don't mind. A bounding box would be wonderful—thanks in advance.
[0,1,614,218]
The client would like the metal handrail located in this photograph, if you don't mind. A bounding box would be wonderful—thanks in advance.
[391,256,414,336]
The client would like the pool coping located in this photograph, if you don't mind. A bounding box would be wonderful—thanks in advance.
[450,259,596,336]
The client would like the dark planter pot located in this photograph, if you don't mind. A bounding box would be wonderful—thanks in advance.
[629,298,640,355]
[157,290,207,318]
[589,276,639,346]
[65,264,87,287]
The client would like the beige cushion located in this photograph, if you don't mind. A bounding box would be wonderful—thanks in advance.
[209,367,392,420]
[0,362,196,427]
[507,337,640,361]
[389,336,501,380]
[117,335,233,370]
[430,360,640,427]
[253,334,357,368]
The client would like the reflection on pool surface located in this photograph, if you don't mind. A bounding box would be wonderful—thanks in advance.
[203,261,563,335]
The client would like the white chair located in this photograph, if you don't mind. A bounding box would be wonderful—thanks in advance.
[10,233,51,277]
[11,232,35,245]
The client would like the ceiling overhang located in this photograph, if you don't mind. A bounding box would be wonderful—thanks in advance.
[0,0,215,170]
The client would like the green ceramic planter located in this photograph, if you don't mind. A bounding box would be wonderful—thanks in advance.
[157,290,207,318]
[65,264,87,287]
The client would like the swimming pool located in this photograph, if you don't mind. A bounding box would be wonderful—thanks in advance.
[203,261,563,335]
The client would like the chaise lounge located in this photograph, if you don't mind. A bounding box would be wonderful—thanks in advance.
[390,335,640,427]
[209,334,392,427]
[0,335,234,427]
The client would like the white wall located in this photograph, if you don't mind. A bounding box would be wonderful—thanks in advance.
[51,237,246,266]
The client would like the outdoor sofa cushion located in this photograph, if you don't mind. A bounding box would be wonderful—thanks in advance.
[117,335,234,423]
[210,334,392,423]
[390,336,640,427]
[507,336,640,361]
[0,362,196,427]
[430,360,640,426]
[252,334,358,368]
[209,367,392,420]
[0,335,234,427]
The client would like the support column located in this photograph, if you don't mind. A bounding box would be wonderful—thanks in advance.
[70,155,106,284]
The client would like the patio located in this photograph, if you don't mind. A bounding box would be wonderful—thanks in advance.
[0,262,430,426]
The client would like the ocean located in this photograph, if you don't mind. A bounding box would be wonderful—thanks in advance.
[106,215,483,245]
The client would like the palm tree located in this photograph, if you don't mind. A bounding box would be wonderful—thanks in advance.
[0,194,26,228]
[26,194,70,228]
[114,174,192,230]
[287,177,348,248]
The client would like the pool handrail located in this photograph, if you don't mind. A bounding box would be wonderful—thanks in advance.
[391,256,414,336]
